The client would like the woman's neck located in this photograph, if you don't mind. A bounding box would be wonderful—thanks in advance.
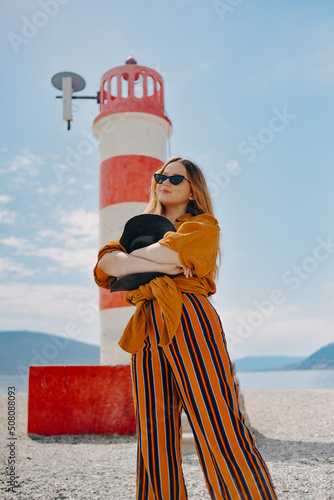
[163,205,188,224]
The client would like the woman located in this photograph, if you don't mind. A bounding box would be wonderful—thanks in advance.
[94,157,277,500]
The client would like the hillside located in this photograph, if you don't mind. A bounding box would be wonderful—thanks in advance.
[234,344,334,372]
[233,356,305,372]
[0,331,100,375]
[289,343,334,370]
[1,332,333,377]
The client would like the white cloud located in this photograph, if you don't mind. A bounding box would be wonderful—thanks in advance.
[34,229,58,241]
[0,237,36,253]
[213,302,334,359]
[0,209,17,224]
[0,195,11,204]
[0,147,46,176]
[0,208,99,274]
[0,282,100,345]
[36,208,98,249]
[37,208,98,243]
[37,246,97,274]
[59,208,98,241]
[0,238,96,274]
[0,257,35,279]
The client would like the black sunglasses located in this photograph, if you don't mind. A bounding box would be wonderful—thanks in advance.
[154,173,191,185]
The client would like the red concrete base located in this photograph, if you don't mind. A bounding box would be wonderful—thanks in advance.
[28,365,136,435]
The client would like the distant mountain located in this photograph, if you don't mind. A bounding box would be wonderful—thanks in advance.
[0,331,100,376]
[233,356,306,372]
[287,343,334,370]
[233,343,334,372]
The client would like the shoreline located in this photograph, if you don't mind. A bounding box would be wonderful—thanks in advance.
[2,368,334,395]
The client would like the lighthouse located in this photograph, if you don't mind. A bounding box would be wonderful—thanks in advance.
[27,58,172,436]
[93,57,172,365]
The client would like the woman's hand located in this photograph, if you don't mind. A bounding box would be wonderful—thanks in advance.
[158,263,184,275]
[159,263,194,278]
[183,267,194,279]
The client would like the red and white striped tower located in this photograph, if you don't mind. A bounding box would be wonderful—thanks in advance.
[93,57,172,365]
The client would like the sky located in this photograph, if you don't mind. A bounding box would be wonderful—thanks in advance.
[0,0,333,360]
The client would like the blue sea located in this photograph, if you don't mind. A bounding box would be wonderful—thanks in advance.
[0,369,333,395]
[237,369,334,390]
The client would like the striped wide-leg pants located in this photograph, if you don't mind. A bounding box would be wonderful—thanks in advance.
[130,293,277,500]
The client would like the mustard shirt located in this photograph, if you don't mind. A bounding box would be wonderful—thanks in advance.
[93,213,220,353]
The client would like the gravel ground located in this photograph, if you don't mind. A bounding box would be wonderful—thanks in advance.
[0,390,333,499]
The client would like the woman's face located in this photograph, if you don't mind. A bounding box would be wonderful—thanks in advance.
[156,162,194,209]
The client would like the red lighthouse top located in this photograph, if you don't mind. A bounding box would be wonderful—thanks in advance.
[94,57,172,126]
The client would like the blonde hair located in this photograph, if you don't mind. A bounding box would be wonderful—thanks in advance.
[145,157,221,278]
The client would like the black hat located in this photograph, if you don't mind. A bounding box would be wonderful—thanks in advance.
[109,214,176,292]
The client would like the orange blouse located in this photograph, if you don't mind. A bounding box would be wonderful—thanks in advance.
[93,212,220,353]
